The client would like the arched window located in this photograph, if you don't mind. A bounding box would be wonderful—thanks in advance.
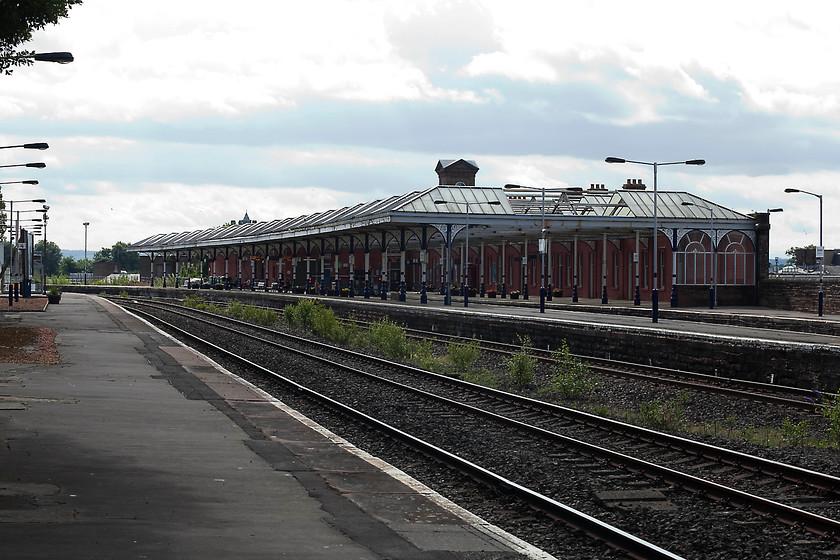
[719,232,755,285]
[677,230,755,286]
[677,230,712,285]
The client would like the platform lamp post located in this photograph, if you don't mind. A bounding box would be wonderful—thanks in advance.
[0,162,46,170]
[0,165,46,291]
[681,201,716,308]
[785,188,824,316]
[540,188,547,313]
[606,157,705,323]
[0,179,39,186]
[13,215,43,299]
[0,164,46,282]
[21,221,43,296]
[0,142,49,151]
[83,222,90,286]
[41,206,49,293]
[4,52,74,64]
[766,208,783,276]
[5,199,46,306]
[434,197,501,307]
[0,181,38,292]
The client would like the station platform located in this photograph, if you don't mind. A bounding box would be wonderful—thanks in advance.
[0,293,546,560]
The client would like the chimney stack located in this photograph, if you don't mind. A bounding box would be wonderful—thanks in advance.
[622,179,647,190]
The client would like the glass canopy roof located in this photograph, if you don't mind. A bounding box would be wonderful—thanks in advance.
[129,184,753,252]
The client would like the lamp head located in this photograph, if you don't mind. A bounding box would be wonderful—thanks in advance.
[685,159,705,165]
[33,52,74,64]
[784,188,800,193]
[605,157,625,164]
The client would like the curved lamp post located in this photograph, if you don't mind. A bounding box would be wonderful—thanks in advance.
[33,52,74,64]
[785,188,824,316]
[0,180,39,186]
[0,162,46,170]
[606,157,705,323]
[4,52,74,65]
[0,143,48,150]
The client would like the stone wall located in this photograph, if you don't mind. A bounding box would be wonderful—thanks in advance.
[758,277,837,314]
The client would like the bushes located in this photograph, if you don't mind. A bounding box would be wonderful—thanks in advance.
[636,392,691,431]
[283,299,319,330]
[447,337,481,376]
[505,336,536,388]
[550,340,602,399]
[367,318,412,361]
[820,394,840,448]
[183,295,275,325]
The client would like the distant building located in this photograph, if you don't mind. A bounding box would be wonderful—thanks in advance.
[793,247,840,266]
[130,159,769,306]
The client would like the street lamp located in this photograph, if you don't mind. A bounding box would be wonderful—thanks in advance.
[606,157,705,322]
[33,52,74,64]
[540,188,547,313]
[0,180,39,186]
[433,197,502,307]
[0,143,49,150]
[4,199,46,304]
[83,222,90,286]
[4,52,74,64]
[42,206,49,293]
[681,201,716,308]
[785,188,824,316]
[0,162,46,170]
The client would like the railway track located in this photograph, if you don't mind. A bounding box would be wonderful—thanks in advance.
[389,324,828,412]
[171,293,827,410]
[112,297,840,559]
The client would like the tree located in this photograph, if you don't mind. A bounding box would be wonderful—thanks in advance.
[93,247,111,262]
[58,257,92,276]
[112,241,139,272]
[34,239,61,276]
[0,0,82,75]
[92,241,140,273]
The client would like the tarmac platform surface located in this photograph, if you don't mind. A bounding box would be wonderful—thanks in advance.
[0,293,546,560]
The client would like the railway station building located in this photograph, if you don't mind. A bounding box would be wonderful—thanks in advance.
[128,159,771,307]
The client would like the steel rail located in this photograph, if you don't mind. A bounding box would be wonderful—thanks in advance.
[124,303,684,560]
[117,297,840,497]
[121,298,840,541]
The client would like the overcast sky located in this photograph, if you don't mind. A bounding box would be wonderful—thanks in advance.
[2,1,838,260]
